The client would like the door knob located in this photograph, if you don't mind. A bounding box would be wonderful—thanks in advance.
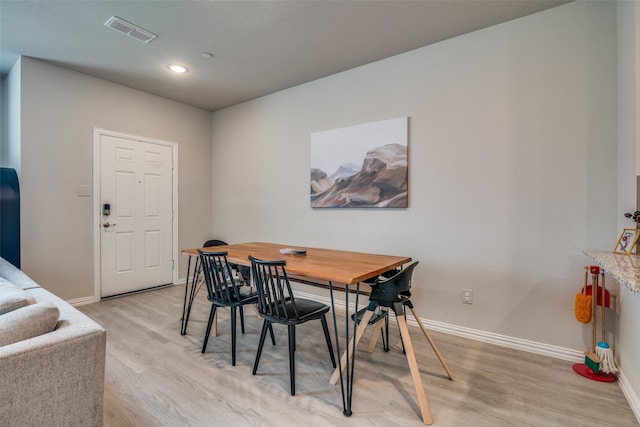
[103,222,116,228]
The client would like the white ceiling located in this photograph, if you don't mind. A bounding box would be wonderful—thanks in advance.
[0,0,569,112]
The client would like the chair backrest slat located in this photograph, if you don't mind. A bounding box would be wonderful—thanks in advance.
[199,250,242,304]
[249,256,299,321]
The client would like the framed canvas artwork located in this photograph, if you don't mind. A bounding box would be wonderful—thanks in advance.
[310,116,408,208]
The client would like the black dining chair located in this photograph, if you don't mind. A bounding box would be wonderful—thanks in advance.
[203,239,251,284]
[181,240,230,335]
[249,255,337,396]
[199,239,251,336]
[329,261,454,426]
[183,239,236,334]
[199,249,274,366]
[202,239,227,247]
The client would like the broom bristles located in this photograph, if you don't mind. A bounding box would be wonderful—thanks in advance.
[596,342,618,374]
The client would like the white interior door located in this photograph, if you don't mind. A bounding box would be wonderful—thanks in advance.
[99,133,174,297]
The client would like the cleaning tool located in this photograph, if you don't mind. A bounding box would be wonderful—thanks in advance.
[583,267,601,373]
[595,271,618,375]
[596,342,617,374]
[574,267,592,323]
[573,266,617,382]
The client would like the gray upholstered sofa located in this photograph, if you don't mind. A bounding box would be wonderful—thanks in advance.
[0,256,106,426]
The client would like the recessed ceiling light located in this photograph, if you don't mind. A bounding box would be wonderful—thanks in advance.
[201,52,214,59]
[167,64,188,73]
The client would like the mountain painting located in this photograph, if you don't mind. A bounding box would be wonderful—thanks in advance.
[310,117,408,208]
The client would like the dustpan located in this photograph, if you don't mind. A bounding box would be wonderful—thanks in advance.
[583,284,611,308]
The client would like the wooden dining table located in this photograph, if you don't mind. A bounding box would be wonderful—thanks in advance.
[180,242,412,419]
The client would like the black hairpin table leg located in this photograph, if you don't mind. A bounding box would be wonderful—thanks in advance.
[328,281,361,416]
[180,256,199,335]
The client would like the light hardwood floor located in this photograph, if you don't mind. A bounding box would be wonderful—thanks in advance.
[79,285,639,427]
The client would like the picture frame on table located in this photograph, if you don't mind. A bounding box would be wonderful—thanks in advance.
[613,228,640,254]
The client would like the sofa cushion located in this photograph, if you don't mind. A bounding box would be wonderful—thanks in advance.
[0,278,36,315]
[0,302,60,346]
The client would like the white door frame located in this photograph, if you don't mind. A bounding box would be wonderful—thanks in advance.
[92,127,179,300]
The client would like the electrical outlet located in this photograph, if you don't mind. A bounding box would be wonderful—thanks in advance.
[462,288,473,304]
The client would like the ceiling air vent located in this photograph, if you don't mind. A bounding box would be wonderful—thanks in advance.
[104,16,157,44]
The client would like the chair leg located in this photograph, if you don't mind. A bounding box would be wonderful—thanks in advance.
[268,322,276,345]
[253,319,270,375]
[397,319,407,354]
[408,306,454,381]
[288,324,296,396]
[321,315,337,368]
[253,304,275,344]
[292,323,296,352]
[202,305,217,353]
[213,311,218,336]
[329,309,374,385]
[367,319,385,353]
[230,306,237,366]
[396,309,433,425]
[239,306,245,334]
[383,312,390,351]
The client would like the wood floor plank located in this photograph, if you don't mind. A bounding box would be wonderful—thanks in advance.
[78,285,639,427]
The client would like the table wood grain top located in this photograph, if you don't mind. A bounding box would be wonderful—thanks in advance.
[182,241,411,285]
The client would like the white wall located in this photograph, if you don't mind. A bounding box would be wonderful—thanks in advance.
[617,0,640,417]
[210,2,619,358]
[16,57,213,300]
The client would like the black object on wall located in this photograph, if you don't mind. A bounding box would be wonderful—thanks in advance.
[0,168,20,268]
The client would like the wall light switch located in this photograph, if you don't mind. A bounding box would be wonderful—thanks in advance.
[78,185,92,197]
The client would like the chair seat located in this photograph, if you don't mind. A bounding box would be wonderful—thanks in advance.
[353,306,387,325]
[263,298,330,324]
[210,285,258,307]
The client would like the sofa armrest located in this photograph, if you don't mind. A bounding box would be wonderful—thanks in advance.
[0,321,106,426]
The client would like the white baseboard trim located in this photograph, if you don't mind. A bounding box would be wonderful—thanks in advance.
[68,296,99,307]
[296,288,640,423]
[420,318,584,363]
[296,289,584,362]
[618,370,640,423]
